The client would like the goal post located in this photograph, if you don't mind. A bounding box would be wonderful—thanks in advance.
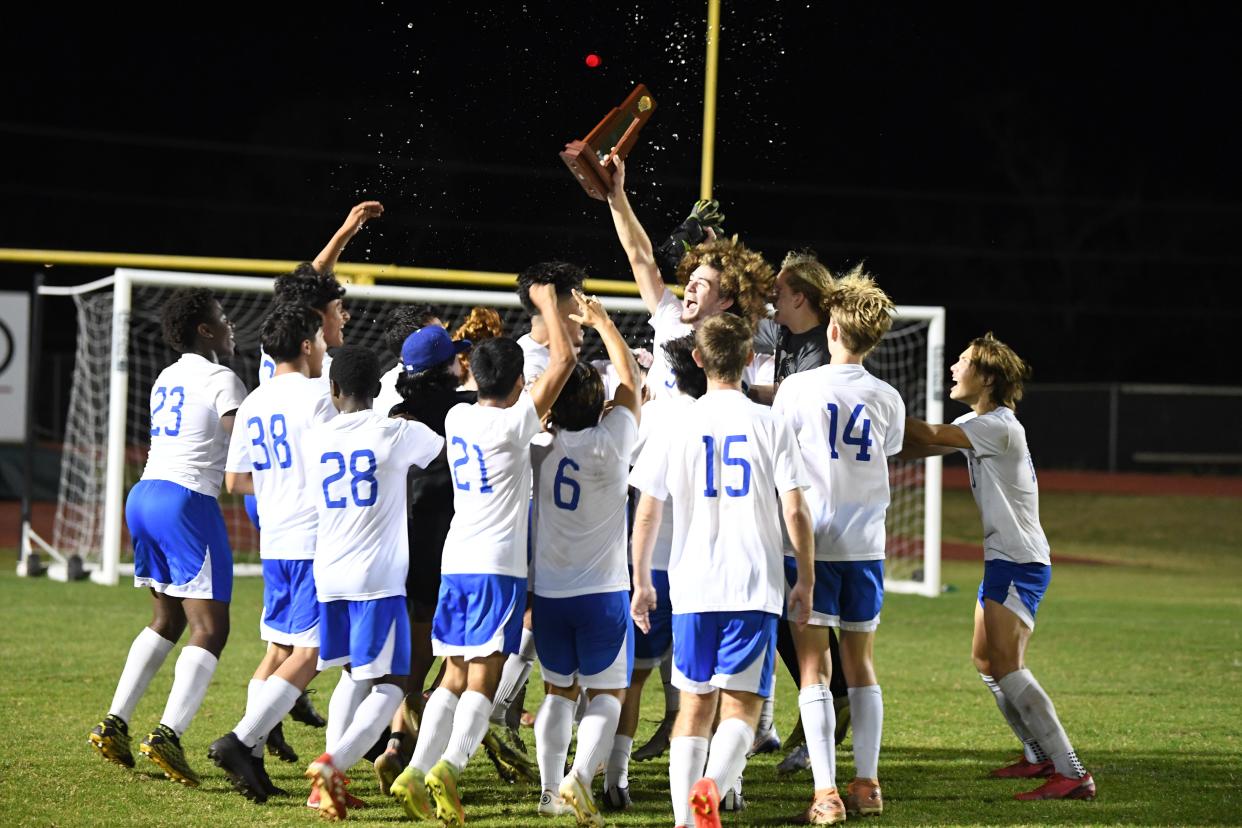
[31,268,944,596]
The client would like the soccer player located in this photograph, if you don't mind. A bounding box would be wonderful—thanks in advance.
[629,314,816,828]
[902,332,1096,801]
[605,158,774,399]
[604,333,705,811]
[389,282,575,826]
[452,306,505,392]
[89,288,244,787]
[529,291,641,824]
[772,270,905,821]
[301,346,445,820]
[374,303,443,417]
[515,261,586,383]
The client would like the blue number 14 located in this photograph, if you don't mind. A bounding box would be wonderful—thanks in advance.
[825,403,873,461]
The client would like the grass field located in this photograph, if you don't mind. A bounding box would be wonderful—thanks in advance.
[1,489,1239,826]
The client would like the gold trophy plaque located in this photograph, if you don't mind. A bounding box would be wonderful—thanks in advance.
[559,84,657,200]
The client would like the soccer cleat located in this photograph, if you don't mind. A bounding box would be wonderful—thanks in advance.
[425,759,466,827]
[307,782,367,811]
[833,695,851,746]
[844,778,883,816]
[305,753,349,821]
[252,755,289,797]
[720,781,746,812]
[804,787,847,825]
[89,714,135,768]
[374,747,404,796]
[266,721,299,763]
[140,724,200,787]
[290,690,327,728]
[483,726,538,784]
[990,756,1055,779]
[688,777,722,828]
[207,732,269,802]
[558,770,605,827]
[632,715,674,761]
[777,744,811,777]
[749,724,782,756]
[538,789,575,817]
[603,783,631,811]
[390,766,434,820]
[1015,772,1097,801]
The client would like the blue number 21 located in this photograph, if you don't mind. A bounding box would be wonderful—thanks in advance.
[702,434,752,497]
[450,436,493,493]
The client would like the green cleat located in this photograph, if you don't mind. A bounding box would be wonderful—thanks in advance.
[424,760,465,827]
[140,724,200,786]
[482,726,538,784]
[89,714,135,768]
[390,765,434,820]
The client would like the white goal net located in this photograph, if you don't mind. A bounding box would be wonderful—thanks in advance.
[37,268,943,595]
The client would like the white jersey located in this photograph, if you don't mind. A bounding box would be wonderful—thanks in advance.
[226,372,336,560]
[140,354,247,498]
[258,349,332,390]
[629,389,808,615]
[517,333,549,384]
[629,394,697,571]
[645,289,772,398]
[772,364,906,561]
[441,392,543,578]
[374,363,403,418]
[954,407,1052,565]
[532,407,638,598]
[304,409,444,601]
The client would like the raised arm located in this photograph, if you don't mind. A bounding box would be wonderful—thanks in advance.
[629,492,663,633]
[781,487,815,628]
[899,415,970,459]
[312,201,384,274]
[605,159,665,314]
[527,283,577,418]
[568,289,641,420]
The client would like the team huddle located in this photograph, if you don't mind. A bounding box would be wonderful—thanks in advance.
[87,168,1095,827]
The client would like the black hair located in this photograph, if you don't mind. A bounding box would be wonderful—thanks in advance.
[394,366,460,432]
[548,361,605,432]
[273,263,346,312]
[662,334,707,399]
[383,304,442,357]
[516,261,586,315]
[161,288,218,353]
[260,304,322,363]
[329,345,382,399]
[471,337,525,399]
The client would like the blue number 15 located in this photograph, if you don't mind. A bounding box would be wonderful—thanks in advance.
[702,434,752,497]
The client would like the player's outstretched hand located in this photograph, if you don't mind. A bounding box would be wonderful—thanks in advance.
[568,288,609,329]
[527,281,560,314]
[341,201,384,237]
[787,580,813,629]
[606,155,626,201]
[631,581,657,634]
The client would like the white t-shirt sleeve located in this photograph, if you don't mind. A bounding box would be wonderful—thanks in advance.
[224,405,253,473]
[212,370,247,417]
[771,416,810,493]
[503,392,543,447]
[958,412,1010,458]
[394,419,446,469]
[884,393,907,457]
[649,288,684,337]
[628,431,671,501]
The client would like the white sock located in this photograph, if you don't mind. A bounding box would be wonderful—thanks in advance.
[757,695,775,733]
[848,685,883,780]
[999,669,1086,779]
[660,655,680,716]
[327,682,403,772]
[573,687,589,725]
[534,694,574,791]
[108,627,174,724]
[159,646,218,737]
[799,683,837,791]
[326,670,370,752]
[704,717,753,793]
[669,736,708,828]
[570,694,622,784]
[491,629,536,720]
[442,690,493,769]
[409,687,459,773]
[606,734,633,789]
[243,679,267,757]
[234,675,302,750]
[979,672,1047,763]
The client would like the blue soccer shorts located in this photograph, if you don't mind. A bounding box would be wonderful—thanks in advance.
[784,558,885,631]
[671,610,779,697]
[260,559,319,647]
[128,479,233,603]
[978,558,1052,630]
[432,574,527,660]
[317,595,411,680]
[533,590,634,690]
[632,568,673,669]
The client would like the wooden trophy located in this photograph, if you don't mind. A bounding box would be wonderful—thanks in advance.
[559,84,657,200]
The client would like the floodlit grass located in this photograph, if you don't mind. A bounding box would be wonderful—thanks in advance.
[0,490,1239,826]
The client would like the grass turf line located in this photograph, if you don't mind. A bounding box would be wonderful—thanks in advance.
[0,490,1238,825]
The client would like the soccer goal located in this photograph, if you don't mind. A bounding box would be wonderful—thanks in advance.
[24,268,944,596]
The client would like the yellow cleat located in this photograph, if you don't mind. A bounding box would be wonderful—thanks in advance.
[89,714,135,768]
[139,724,200,787]
[424,760,465,827]
[558,770,604,827]
[391,766,434,821]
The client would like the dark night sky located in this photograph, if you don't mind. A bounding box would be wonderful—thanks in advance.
[3,4,1240,385]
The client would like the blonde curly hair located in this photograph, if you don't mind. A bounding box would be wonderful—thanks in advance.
[674,237,774,324]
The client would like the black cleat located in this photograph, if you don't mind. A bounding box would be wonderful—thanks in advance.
[265,722,298,764]
[208,732,269,802]
[89,714,135,768]
[251,755,289,797]
[290,690,327,728]
[603,784,632,811]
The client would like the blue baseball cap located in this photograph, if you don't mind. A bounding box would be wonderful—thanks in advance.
[401,325,471,375]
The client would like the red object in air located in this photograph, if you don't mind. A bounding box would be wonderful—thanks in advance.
[585,53,601,68]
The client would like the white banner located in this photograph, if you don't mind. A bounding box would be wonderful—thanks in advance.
[0,291,30,442]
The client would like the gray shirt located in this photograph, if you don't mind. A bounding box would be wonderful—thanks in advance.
[754,320,830,382]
